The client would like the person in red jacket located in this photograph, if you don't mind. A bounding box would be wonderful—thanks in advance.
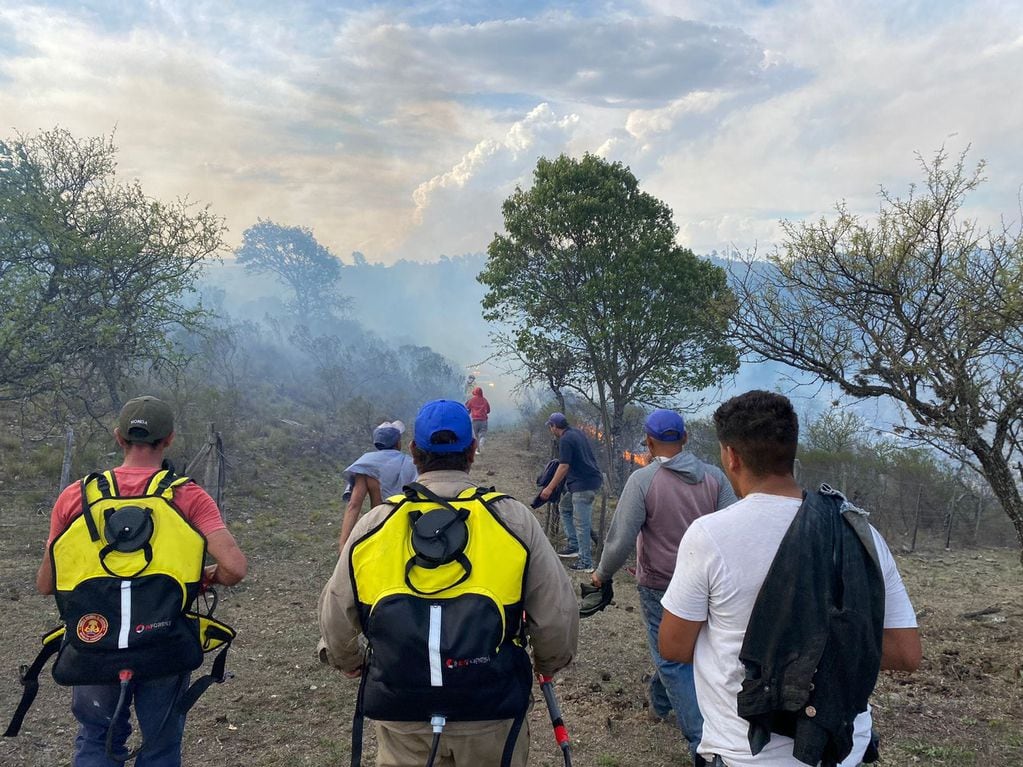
[465,386,491,453]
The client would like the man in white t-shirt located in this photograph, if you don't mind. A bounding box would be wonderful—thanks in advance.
[658,390,921,767]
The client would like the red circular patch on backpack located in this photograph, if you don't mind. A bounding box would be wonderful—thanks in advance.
[77,613,109,643]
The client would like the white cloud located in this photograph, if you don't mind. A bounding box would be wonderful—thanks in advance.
[407,103,581,258]
[628,0,1023,255]
[625,90,732,142]
[0,1,1020,266]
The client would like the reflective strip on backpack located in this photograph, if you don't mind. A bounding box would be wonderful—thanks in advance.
[428,604,442,687]
[119,581,131,649]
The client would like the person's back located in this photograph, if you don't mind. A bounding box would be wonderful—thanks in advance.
[659,391,921,767]
[342,447,416,499]
[30,396,247,767]
[339,420,417,547]
[592,409,735,763]
[319,399,578,767]
[465,387,491,452]
[557,425,603,492]
[631,450,734,589]
[465,387,490,422]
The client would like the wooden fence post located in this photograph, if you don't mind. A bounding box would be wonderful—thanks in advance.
[910,485,922,552]
[944,493,959,550]
[186,423,227,522]
[58,428,75,492]
[973,495,984,542]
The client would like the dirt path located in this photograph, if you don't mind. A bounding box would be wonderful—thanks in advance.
[2,429,1021,766]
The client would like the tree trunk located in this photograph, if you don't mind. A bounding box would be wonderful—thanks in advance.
[969,439,1023,565]
[552,386,566,415]
[610,400,626,491]
[594,384,616,493]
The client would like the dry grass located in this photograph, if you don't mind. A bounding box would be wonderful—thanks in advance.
[2,430,1021,766]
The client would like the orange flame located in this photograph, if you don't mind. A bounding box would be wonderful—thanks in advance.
[623,449,651,466]
[578,423,650,466]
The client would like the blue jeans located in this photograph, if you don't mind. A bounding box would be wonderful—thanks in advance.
[559,489,596,567]
[71,675,188,767]
[638,585,703,758]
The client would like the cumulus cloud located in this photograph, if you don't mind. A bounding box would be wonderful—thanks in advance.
[405,103,581,259]
[411,103,578,221]
[625,90,732,143]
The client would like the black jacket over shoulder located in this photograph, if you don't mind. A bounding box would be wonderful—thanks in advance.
[737,485,885,767]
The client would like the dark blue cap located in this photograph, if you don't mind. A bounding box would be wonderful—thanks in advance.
[414,400,474,453]
[546,412,569,428]
[644,409,686,442]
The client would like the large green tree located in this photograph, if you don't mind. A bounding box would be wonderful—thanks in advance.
[479,153,737,485]
[0,128,224,415]
[730,149,1023,559]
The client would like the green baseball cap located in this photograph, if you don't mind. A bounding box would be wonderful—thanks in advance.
[117,396,174,444]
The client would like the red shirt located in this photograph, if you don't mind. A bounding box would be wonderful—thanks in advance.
[47,466,226,545]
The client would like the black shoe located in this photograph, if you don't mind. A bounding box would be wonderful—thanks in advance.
[557,547,579,558]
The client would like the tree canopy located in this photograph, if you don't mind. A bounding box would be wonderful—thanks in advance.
[479,153,737,483]
[0,127,224,416]
[235,219,345,323]
[730,148,1023,557]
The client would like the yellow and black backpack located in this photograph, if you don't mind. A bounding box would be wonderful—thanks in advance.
[5,468,235,742]
[348,482,533,767]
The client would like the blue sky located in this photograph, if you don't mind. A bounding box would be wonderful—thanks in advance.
[1,0,1021,263]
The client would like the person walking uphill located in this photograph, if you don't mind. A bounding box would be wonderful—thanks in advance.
[659,391,921,767]
[464,387,491,453]
[318,399,579,767]
[338,420,417,548]
[591,409,736,764]
[33,396,248,767]
[539,412,603,572]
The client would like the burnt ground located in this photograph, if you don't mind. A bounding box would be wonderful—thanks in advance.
[2,428,1022,766]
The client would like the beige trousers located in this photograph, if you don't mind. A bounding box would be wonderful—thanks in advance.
[375,718,529,767]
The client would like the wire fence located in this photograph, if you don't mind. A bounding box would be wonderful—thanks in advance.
[0,424,229,526]
[794,463,1009,552]
[622,452,1014,553]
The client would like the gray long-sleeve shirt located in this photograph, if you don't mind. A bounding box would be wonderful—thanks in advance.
[595,451,737,590]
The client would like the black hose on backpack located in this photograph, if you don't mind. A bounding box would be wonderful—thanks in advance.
[105,670,140,764]
[424,733,441,767]
[424,715,446,767]
[104,669,188,764]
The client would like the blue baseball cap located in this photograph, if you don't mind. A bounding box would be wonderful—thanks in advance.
[372,421,404,450]
[546,412,569,428]
[644,409,686,442]
[413,400,474,453]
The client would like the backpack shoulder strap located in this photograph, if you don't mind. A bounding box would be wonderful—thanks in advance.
[476,488,510,505]
[3,626,65,737]
[77,472,113,542]
[402,481,455,509]
[399,483,511,512]
[175,614,236,716]
[145,469,192,498]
